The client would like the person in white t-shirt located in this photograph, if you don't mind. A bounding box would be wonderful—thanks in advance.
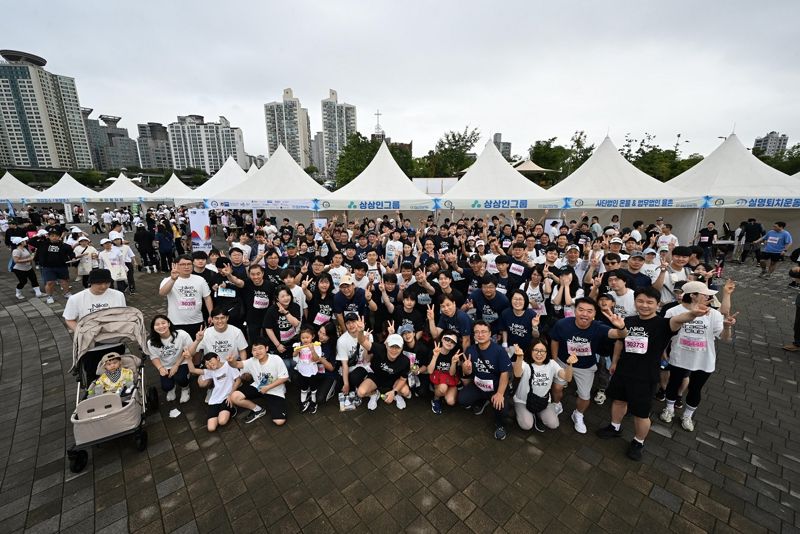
[188,307,248,399]
[158,254,213,340]
[186,352,240,432]
[97,238,128,293]
[62,269,126,332]
[229,337,289,426]
[147,314,196,404]
[656,224,679,249]
[607,270,636,318]
[337,313,373,395]
[660,282,734,432]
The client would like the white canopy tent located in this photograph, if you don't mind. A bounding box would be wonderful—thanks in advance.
[150,173,195,204]
[543,136,703,243]
[85,173,152,203]
[32,173,98,203]
[246,162,259,177]
[212,145,328,211]
[320,142,434,211]
[180,156,247,203]
[442,140,555,211]
[0,171,39,203]
[668,134,800,242]
[514,159,555,174]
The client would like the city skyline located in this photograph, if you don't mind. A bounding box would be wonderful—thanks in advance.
[2,1,798,165]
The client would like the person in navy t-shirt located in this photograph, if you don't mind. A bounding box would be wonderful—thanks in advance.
[467,275,510,336]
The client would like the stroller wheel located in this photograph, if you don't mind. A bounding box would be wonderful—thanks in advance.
[146,387,159,413]
[68,449,88,473]
[134,429,148,452]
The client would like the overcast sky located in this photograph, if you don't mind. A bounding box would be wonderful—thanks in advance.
[5,0,798,161]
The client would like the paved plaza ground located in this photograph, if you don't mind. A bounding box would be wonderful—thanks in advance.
[0,244,798,533]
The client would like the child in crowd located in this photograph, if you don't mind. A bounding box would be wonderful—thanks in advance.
[293,327,325,413]
[186,352,240,432]
[89,353,134,397]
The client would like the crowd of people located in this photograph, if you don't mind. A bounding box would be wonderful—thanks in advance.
[1,205,797,461]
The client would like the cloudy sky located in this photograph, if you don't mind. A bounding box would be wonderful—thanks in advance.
[6,0,798,160]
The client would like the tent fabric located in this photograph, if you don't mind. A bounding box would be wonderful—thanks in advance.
[442,140,552,210]
[212,145,328,209]
[548,136,699,209]
[150,174,194,203]
[32,173,98,203]
[321,142,434,210]
[246,162,259,177]
[183,156,247,202]
[668,134,800,206]
[514,159,555,173]
[0,171,39,202]
[85,173,152,202]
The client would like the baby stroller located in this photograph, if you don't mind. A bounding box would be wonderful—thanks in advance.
[67,307,159,473]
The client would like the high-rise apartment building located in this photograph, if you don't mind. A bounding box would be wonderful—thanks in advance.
[310,131,325,175]
[753,131,788,157]
[81,109,139,170]
[0,50,92,169]
[493,133,512,160]
[137,122,173,169]
[167,115,246,175]
[321,89,357,178]
[264,88,311,168]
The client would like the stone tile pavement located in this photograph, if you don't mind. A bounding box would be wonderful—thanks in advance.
[0,246,798,533]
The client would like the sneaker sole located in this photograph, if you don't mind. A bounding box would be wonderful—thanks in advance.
[245,410,267,424]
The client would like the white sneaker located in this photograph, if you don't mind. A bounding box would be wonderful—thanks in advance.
[593,390,606,405]
[46,296,55,304]
[34,289,43,297]
[367,392,379,411]
[74,276,81,282]
[15,291,25,300]
[166,389,176,402]
[553,402,563,416]
[63,292,73,298]
[180,388,190,404]
[659,408,674,423]
[395,395,407,410]
[571,410,587,434]
[681,416,695,432]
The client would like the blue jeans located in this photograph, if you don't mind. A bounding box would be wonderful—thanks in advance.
[160,364,190,392]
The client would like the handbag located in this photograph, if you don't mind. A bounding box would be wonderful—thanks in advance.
[525,362,550,414]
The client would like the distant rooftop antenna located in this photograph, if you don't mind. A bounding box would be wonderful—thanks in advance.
[374,109,384,134]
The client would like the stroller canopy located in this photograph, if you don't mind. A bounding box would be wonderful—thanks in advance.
[71,307,150,372]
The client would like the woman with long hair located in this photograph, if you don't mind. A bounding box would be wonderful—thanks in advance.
[512,341,575,432]
[147,314,199,403]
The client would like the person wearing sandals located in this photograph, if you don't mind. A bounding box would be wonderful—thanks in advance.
[512,341,576,431]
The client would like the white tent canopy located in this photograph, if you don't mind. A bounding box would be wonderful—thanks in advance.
[85,173,152,202]
[183,156,247,203]
[246,162,259,177]
[0,171,39,202]
[548,136,702,209]
[212,145,328,210]
[442,140,553,210]
[514,159,555,173]
[32,173,98,203]
[668,133,800,207]
[321,142,433,210]
[151,173,195,203]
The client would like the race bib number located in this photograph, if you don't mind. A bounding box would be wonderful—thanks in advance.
[313,312,331,325]
[253,296,269,309]
[700,236,709,242]
[564,307,575,318]
[509,263,525,277]
[178,299,196,310]
[483,311,498,323]
[678,336,706,352]
[496,286,507,294]
[474,376,494,392]
[625,336,648,354]
[767,236,779,245]
[217,287,235,298]
[280,327,297,341]
[566,340,592,357]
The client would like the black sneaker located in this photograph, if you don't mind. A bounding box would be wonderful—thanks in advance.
[532,414,545,433]
[229,406,238,419]
[243,408,265,424]
[473,399,490,416]
[431,399,443,415]
[655,388,666,402]
[596,424,622,439]
[675,395,684,409]
[309,401,318,414]
[301,400,311,413]
[627,439,644,461]
[494,426,507,440]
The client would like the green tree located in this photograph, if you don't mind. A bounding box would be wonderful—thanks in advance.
[429,126,480,177]
[619,133,703,181]
[527,131,594,186]
[757,143,800,175]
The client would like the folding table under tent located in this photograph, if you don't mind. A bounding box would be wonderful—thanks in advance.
[0,171,39,204]
[441,140,557,218]
[668,134,800,243]
[178,156,247,205]
[545,136,704,244]
[320,142,435,214]
[210,145,329,221]
[150,174,195,205]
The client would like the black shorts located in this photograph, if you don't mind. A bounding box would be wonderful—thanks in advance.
[606,375,656,419]
[207,402,232,419]
[239,385,288,420]
[347,367,369,388]
[367,372,402,391]
[762,252,783,263]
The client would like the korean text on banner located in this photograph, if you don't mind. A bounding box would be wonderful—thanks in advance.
[188,209,212,252]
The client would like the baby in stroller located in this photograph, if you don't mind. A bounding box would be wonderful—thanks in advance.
[88,352,134,398]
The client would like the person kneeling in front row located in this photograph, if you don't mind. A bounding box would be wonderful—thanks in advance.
[512,341,576,432]
[228,338,289,425]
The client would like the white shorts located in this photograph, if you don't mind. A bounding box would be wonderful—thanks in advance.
[555,361,597,401]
